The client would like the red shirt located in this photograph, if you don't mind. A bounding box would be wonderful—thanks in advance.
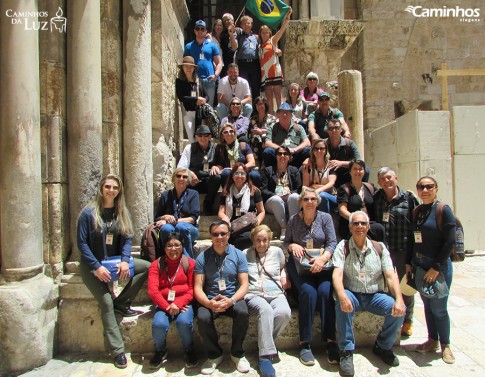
[147,256,195,312]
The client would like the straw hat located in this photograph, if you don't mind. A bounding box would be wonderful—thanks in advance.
[178,56,198,68]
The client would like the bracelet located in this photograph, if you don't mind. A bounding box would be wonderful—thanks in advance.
[231,297,237,306]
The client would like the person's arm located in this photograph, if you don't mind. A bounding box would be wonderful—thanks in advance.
[384,268,406,317]
[177,144,191,169]
[307,113,318,141]
[293,129,311,154]
[290,166,302,194]
[264,138,280,149]
[332,267,353,312]
[218,201,231,224]
[233,272,249,301]
[212,55,222,78]
[241,95,252,106]
[255,198,265,225]
[77,209,102,271]
[194,272,213,309]
[314,173,337,194]
[228,24,237,50]
[272,7,292,45]
[147,260,171,311]
[302,164,311,187]
[338,202,351,220]
[177,190,199,224]
[339,116,351,138]
[245,150,256,169]
[217,91,228,106]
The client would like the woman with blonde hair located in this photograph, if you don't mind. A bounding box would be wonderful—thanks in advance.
[77,174,150,369]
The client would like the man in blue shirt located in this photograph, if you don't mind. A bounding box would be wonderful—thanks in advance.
[194,220,250,375]
[184,20,222,107]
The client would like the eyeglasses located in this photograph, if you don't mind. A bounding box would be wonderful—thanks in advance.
[197,134,211,138]
[231,103,241,106]
[222,129,235,135]
[166,243,182,249]
[327,126,341,131]
[176,174,189,179]
[307,78,317,81]
[351,221,368,226]
[302,197,317,202]
[195,27,206,31]
[104,184,119,191]
[279,111,291,116]
[233,172,247,177]
[313,147,326,152]
[276,152,289,156]
[318,97,330,102]
[211,231,229,238]
[417,184,436,191]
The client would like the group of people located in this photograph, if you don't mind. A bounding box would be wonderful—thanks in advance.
[77,168,456,377]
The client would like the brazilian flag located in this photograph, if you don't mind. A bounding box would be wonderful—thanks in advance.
[245,0,290,29]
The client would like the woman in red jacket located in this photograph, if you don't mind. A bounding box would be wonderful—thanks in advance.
[147,232,197,369]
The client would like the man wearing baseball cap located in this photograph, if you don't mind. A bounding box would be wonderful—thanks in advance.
[308,91,351,141]
[184,20,222,107]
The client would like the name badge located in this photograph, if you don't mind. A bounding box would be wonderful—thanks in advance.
[235,207,241,217]
[106,234,113,245]
[382,212,390,223]
[306,239,313,249]
[358,270,366,282]
[249,42,254,49]
[199,53,204,60]
[218,279,227,291]
[203,162,209,172]
[284,139,291,146]
[191,90,197,97]
[167,290,176,301]
[414,231,423,243]
[257,277,264,288]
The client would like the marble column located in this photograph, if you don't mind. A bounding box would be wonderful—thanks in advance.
[67,0,103,260]
[0,1,57,373]
[123,0,153,244]
[299,0,310,20]
[338,70,364,158]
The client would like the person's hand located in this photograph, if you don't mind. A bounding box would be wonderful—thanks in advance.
[289,243,305,258]
[180,305,190,313]
[221,215,231,224]
[301,157,311,170]
[228,24,235,33]
[161,215,176,224]
[343,131,351,139]
[167,303,180,316]
[208,75,217,81]
[327,160,342,170]
[155,219,166,228]
[338,293,353,313]
[423,267,440,284]
[392,299,406,317]
[94,265,112,283]
[252,127,264,136]
[117,261,130,280]
[309,255,326,274]
[210,166,221,175]
[286,7,293,19]
[405,264,413,274]
[190,172,199,186]
[209,295,229,312]
[276,48,282,57]
[196,97,207,106]
[280,276,291,289]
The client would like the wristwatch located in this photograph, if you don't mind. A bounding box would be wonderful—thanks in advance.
[231,297,237,306]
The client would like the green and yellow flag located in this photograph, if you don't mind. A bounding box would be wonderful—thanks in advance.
[245,0,290,29]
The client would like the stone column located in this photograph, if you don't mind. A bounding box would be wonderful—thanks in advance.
[123,0,153,244]
[299,0,310,20]
[0,1,56,373]
[67,0,103,260]
[338,70,364,158]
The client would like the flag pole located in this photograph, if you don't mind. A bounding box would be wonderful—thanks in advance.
[234,2,247,25]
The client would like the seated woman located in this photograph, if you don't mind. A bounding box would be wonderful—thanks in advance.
[218,162,265,250]
[286,82,307,122]
[249,96,277,166]
[220,97,250,140]
[77,174,150,369]
[261,145,301,241]
[243,225,291,377]
[302,139,337,214]
[300,71,323,115]
[285,187,339,366]
[155,168,199,258]
[337,159,385,242]
[147,232,197,369]
[212,123,261,188]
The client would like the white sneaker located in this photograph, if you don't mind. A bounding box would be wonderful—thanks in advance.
[279,228,286,241]
[201,355,223,375]
[231,355,250,373]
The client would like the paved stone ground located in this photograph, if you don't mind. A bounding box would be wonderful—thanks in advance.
[18,256,485,377]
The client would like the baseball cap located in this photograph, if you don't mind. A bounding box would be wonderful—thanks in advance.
[318,91,331,100]
[195,20,206,28]
[276,102,294,113]
[195,125,212,135]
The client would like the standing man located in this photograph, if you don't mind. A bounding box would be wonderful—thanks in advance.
[307,92,351,141]
[220,13,238,78]
[234,16,261,100]
[374,167,418,337]
[184,20,222,107]
[263,102,311,167]
[194,220,250,375]
[332,211,405,377]
[217,63,252,119]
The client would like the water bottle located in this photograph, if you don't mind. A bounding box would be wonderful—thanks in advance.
[455,225,465,261]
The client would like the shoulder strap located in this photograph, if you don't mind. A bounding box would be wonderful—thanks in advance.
[157,256,165,271]
[343,182,351,198]
[370,240,383,258]
[412,204,422,221]
[344,240,350,259]
[158,255,190,274]
[435,201,446,231]
[362,182,375,195]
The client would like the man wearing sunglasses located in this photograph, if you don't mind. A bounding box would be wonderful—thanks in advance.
[332,211,405,377]
[194,220,250,375]
[307,92,351,141]
[184,20,222,107]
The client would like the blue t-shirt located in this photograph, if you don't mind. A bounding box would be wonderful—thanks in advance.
[184,40,219,79]
[195,244,248,298]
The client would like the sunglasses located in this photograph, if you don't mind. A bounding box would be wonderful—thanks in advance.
[197,134,211,137]
[222,129,235,135]
[327,126,341,131]
[302,197,317,202]
[104,184,119,191]
[231,103,241,106]
[417,184,436,191]
[166,243,182,249]
[276,152,289,156]
[211,231,229,238]
[176,174,189,179]
[313,147,326,152]
[351,221,368,226]
[318,97,330,101]
[307,78,317,81]
[234,172,247,177]
[195,27,206,31]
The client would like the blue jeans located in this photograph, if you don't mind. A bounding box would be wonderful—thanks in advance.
[152,306,194,353]
[335,290,403,351]
[287,257,336,342]
[160,223,199,258]
[201,77,216,107]
[413,255,453,344]
[317,192,337,214]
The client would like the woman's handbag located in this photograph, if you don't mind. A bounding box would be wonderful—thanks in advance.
[196,103,220,137]
[101,256,135,283]
[293,248,334,276]
[230,212,258,237]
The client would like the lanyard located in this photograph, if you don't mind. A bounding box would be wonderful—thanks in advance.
[255,251,267,278]
[416,203,433,230]
[172,189,188,220]
[166,259,182,289]
[215,254,227,279]
[357,249,368,270]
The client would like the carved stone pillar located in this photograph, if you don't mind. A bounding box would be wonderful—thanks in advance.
[0,0,57,373]
[67,0,103,260]
[299,0,310,20]
[123,0,153,244]
[338,70,364,158]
